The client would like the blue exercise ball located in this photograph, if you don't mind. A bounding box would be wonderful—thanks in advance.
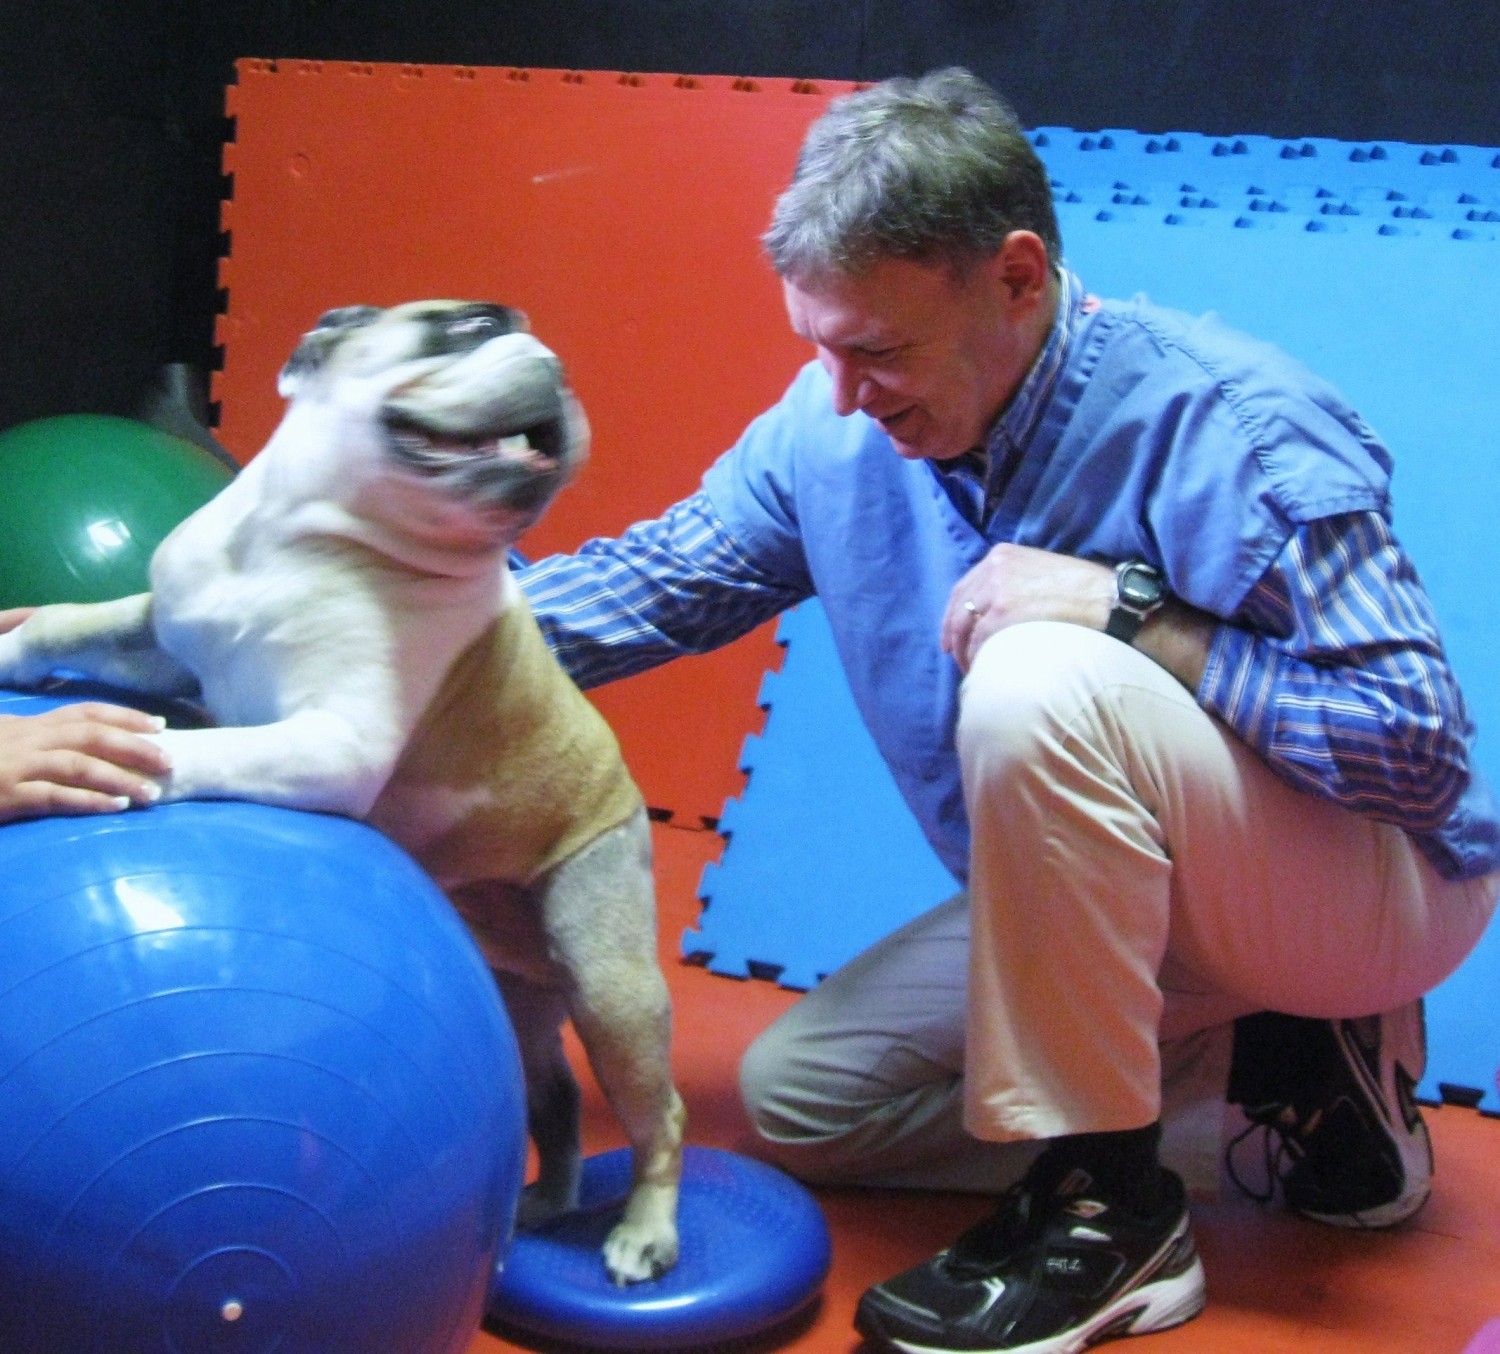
[0,697,528,1353]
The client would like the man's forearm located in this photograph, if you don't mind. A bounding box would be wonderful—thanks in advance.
[518,490,805,688]
[1133,599,1215,693]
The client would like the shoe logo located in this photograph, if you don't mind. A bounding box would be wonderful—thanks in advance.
[1065,1198,1109,1219]
[1056,1167,1095,1197]
[1045,1255,1086,1277]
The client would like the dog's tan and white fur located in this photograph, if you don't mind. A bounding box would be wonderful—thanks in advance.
[0,302,686,1284]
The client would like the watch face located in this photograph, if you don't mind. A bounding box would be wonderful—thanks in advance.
[1118,563,1165,608]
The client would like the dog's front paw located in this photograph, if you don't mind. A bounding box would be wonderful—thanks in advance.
[602,1216,679,1286]
[0,626,29,683]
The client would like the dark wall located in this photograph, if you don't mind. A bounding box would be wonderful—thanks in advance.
[4,0,1499,434]
[1,2,191,427]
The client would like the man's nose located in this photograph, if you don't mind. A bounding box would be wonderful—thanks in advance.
[821,350,869,417]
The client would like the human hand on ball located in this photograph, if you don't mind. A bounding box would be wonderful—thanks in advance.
[0,703,170,823]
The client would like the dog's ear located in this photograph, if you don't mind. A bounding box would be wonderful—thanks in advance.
[278,306,383,399]
[314,306,384,332]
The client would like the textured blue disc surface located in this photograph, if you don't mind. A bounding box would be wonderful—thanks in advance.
[487,1146,831,1350]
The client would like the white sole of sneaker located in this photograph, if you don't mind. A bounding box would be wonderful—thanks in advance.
[879,1251,1207,1354]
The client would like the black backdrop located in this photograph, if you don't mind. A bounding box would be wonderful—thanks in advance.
[4,0,1498,433]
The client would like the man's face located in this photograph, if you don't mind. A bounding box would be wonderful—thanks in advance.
[782,250,1043,462]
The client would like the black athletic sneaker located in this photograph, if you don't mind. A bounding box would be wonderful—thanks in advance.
[1227,1001,1432,1228]
[854,1163,1206,1353]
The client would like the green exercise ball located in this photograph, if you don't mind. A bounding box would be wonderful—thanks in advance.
[0,415,234,609]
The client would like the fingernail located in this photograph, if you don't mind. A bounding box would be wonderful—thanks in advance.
[110,796,131,811]
[138,782,162,803]
[149,716,167,731]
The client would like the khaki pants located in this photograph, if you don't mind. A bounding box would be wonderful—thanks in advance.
[741,622,1497,1193]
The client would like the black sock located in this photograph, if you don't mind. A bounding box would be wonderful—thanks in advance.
[1227,1010,1328,1109]
[1034,1121,1166,1215]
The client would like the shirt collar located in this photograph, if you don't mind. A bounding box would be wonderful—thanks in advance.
[929,269,1089,524]
[986,267,1085,460]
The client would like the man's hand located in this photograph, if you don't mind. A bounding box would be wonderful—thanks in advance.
[0,703,171,824]
[941,542,1216,689]
[941,543,1114,673]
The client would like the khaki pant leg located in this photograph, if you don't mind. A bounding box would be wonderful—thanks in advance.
[957,621,1497,1145]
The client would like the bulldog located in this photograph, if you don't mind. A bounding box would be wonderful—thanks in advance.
[0,302,685,1285]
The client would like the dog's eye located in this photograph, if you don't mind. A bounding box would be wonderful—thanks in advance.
[446,314,504,340]
[422,306,517,357]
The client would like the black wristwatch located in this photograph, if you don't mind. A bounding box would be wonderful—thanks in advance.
[1105,560,1167,643]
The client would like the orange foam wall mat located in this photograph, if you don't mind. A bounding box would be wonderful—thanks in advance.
[216,60,857,825]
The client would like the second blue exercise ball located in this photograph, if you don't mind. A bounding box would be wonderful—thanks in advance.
[0,719,527,1354]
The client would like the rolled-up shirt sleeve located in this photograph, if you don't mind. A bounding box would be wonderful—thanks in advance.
[1199,510,1472,833]
[517,490,808,689]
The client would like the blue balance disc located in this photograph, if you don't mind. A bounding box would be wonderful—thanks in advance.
[487,1146,832,1350]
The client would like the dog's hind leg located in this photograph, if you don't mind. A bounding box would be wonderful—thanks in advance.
[537,809,686,1285]
[491,967,584,1227]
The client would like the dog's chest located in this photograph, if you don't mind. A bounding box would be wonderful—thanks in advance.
[150,507,387,724]
[367,604,644,891]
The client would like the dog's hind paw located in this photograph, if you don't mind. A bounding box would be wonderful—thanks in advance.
[515,1182,574,1231]
[602,1219,679,1286]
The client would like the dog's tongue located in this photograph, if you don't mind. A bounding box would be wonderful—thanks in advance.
[493,437,557,470]
[409,430,554,471]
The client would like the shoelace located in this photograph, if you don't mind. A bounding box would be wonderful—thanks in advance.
[944,1183,1042,1276]
[1224,1100,1317,1205]
[1227,1099,1391,1230]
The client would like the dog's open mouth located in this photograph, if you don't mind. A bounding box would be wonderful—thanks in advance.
[384,417,559,473]
[381,413,569,515]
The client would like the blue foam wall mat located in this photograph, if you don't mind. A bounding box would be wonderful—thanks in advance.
[686,600,958,992]
[685,128,1500,1112]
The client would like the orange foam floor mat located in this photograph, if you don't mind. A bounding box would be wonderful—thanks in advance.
[466,822,1500,1354]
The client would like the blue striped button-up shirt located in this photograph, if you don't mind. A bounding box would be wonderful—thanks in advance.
[522,272,1499,881]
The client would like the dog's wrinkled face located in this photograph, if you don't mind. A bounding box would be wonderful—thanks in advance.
[278,301,587,521]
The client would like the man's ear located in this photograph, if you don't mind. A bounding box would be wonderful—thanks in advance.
[990,231,1052,310]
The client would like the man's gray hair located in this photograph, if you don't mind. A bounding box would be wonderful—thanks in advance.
[763,68,1061,280]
